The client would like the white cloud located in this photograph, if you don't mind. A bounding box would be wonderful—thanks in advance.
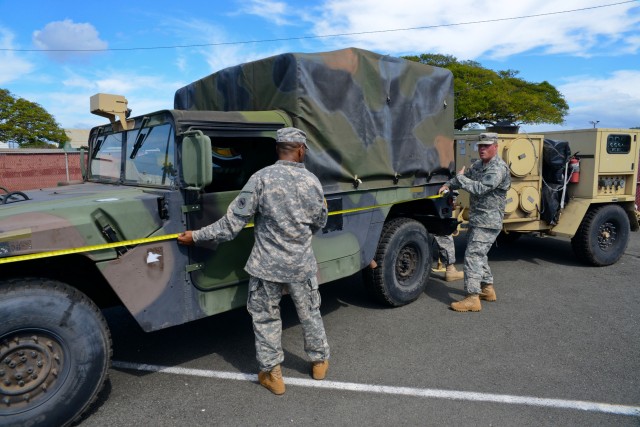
[523,69,640,132]
[0,27,34,84]
[310,0,640,60]
[19,67,186,128]
[36,14,296,128]
[13,14,287,129]
[159,17,291,74]
[32,19,108,62]
[200,44,290,76]
[175,55,187,73]
[8,1,639,133]
[304,0,640,131]
[558,70,640,129]
[239,0,291,26]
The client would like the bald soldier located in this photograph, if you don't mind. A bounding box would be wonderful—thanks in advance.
[178,127,330,394]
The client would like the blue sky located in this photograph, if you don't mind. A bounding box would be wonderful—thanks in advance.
[1,0,639,133]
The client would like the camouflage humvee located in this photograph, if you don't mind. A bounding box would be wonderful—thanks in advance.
[0,48,458,426]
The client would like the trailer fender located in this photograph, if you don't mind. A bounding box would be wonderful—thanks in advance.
[550,199,592,238]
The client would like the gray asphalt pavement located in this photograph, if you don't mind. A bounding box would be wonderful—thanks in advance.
[76,231,640,427]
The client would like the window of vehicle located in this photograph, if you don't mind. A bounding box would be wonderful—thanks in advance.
[125,124,175,186]
[203,136,276,193]
[90,134,123,181]
[90,123,175,187]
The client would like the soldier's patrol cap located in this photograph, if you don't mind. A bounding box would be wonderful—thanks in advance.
[476,132,498,145]
[276,127,309,149]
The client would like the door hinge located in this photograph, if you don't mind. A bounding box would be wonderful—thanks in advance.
[186,263,204,272]
[181,204,201,213]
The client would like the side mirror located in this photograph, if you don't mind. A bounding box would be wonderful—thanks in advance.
[181,130,212,190]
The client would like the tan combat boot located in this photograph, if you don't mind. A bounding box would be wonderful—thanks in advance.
[258,364,286,395]
[480,283,496,302]
[450,294,481,312]
[432,259,445,273]
[312,360,329,380]
[445,264,464,282]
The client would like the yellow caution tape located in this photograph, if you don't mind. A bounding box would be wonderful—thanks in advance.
[0,194,444,265]
[0,234,181,265]
[329,193,443,216]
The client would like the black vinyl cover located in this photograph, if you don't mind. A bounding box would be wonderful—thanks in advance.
[542,138,571,184]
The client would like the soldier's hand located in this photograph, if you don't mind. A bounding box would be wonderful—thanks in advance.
[177,231,195,246]
[438,185,449,195]
[457,166,466,175]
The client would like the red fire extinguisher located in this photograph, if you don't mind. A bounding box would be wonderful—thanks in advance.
[569,156,580,183]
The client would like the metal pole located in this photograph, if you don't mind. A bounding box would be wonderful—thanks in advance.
[560,161,569,211]
[65,152,70,182]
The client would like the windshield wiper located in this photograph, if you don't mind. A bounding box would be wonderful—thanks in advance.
[129,116,150,159]
[91,137,105,159]
[91,126,107,159]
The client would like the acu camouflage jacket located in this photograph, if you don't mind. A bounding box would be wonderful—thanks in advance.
[446,155,511,230]
[192,160,328,283]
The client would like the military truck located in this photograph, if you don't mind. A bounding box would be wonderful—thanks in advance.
[454,129,639,265]
[0,48,458,426]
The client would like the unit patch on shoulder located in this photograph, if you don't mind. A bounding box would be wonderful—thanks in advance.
[232,178,257,217]
[232,191,255,217]
[482,174,495,185]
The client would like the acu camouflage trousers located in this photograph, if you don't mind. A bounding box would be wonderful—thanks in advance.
[247,276,330,372]
[463,227,501,295]
[434,234,456,265]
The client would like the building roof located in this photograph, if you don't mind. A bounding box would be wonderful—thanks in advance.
[64,129,91,148]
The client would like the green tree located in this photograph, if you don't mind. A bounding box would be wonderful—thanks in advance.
[403,54,569,130]
[0,89,69,148]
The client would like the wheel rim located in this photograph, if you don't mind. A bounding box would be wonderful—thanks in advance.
[395,243,421,286]
[0,330,67,413]
[597,221,618,250]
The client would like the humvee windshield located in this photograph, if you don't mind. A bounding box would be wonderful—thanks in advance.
[90,123,175,187]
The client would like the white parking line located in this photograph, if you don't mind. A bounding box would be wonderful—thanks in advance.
[112,361,640,417]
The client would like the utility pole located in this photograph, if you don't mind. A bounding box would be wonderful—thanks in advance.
[589,120,600,128]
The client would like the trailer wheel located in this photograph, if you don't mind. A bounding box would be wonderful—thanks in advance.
[0,279,111,427]
[571,204,630,266]
[364,218,431,307]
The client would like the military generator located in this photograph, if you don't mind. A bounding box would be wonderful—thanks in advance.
[454,128,639,266]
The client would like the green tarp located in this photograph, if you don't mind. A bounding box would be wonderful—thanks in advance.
[174,47,455,192]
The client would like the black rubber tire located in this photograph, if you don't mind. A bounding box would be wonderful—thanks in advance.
[364,218,431,307]
[1,191,29,204]
[0,279,112,427]
[571,204,630,266]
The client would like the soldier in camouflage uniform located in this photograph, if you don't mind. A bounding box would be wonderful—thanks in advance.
[439,133,511,312]
[178,127,330,394]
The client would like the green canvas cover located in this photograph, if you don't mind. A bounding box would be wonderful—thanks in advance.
[174,47,455,193]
